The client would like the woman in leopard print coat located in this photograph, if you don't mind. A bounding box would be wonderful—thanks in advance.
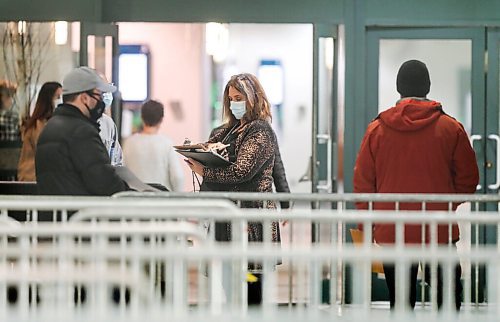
[187,73,280,247]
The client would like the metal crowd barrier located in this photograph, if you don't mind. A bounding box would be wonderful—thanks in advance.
[112,191,499,309]
[0,220,208,320]
[113,191,500,210]
[0,193,499,321]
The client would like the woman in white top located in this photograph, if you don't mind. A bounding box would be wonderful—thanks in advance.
[123,100,184,191]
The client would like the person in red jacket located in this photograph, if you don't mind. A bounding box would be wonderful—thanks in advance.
[354,60,479,310]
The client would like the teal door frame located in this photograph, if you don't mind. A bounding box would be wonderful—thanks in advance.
[311,24,339,248]
[486,28,500,198]
[80,22,119,83]
[312,24,339,195]
[479,33,500,303]
[484,28,500,247]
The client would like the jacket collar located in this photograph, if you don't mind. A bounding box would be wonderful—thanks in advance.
[54,103,100,129]
[395,96,431,104]
[378,98,443,132]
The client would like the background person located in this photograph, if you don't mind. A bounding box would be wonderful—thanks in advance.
[98,92,123,166]
[17,81,62,181]
[36,66,127,195]
[96,73,123,166]
[0,80,19,141]
[123,99,184,191]
[353,59,479,310]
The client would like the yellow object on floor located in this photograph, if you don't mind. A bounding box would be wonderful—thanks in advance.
[350,228,385,274]
[246,273,258,283]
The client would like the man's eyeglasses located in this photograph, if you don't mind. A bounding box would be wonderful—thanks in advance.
[85,91,103,101]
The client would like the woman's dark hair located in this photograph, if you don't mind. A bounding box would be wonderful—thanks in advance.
[23,82,62,133]
[141,100,164,127]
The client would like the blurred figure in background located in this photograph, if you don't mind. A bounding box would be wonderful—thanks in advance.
[0,80,19,141]
[98,91,123,166]
[95,72,123,166]
[123,99,184,191]
[17,81,62,181]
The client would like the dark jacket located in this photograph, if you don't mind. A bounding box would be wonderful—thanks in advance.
[35,103,127,196]
[354,98,479,244]
[272,133,290,209]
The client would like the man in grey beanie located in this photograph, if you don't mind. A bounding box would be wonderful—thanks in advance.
[354,59,478,311]
[36,66,128,195]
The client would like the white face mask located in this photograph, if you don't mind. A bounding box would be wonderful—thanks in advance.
[229,101,246,119]
[103,92,113,108]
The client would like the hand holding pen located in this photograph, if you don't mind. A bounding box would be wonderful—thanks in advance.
[202,142,230,152]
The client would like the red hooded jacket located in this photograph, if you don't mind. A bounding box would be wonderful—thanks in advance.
[354,98,479,244]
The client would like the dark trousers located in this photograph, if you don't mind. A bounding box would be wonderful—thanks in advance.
[248,274,262,305]
[383,262,462,310]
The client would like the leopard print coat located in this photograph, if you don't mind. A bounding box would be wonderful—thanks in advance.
[201,119,280,250]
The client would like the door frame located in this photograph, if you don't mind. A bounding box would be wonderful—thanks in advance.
[486,28,500,197]
[312,24,339,195]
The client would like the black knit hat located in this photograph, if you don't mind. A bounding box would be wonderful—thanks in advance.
[396,60,431,98]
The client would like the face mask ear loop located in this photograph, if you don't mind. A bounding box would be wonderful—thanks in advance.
[83,92,93,111]
[84,101,92,115]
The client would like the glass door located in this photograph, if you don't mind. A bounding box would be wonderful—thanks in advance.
[311,23,340,306]
[484,28,500,236]
[486,28,500,194]
[366,27,485,191]
[80,22,121,134]
[311,25,338,249]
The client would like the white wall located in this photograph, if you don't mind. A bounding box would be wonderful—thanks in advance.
[118,23,206,191]
[118,23,206,143]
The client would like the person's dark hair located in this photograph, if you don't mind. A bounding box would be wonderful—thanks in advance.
[396,60,431,98]
[23,82,62,133]
[141,100,164,127]
[0,80,17,110]
[222,73,272,128]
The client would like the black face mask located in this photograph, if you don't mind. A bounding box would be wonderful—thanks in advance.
[85,92,106,122]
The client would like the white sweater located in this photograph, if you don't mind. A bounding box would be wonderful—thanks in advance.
[123,133,184,191]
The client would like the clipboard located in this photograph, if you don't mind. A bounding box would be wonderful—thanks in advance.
[173,144,205,150]
[175,149,232,168]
